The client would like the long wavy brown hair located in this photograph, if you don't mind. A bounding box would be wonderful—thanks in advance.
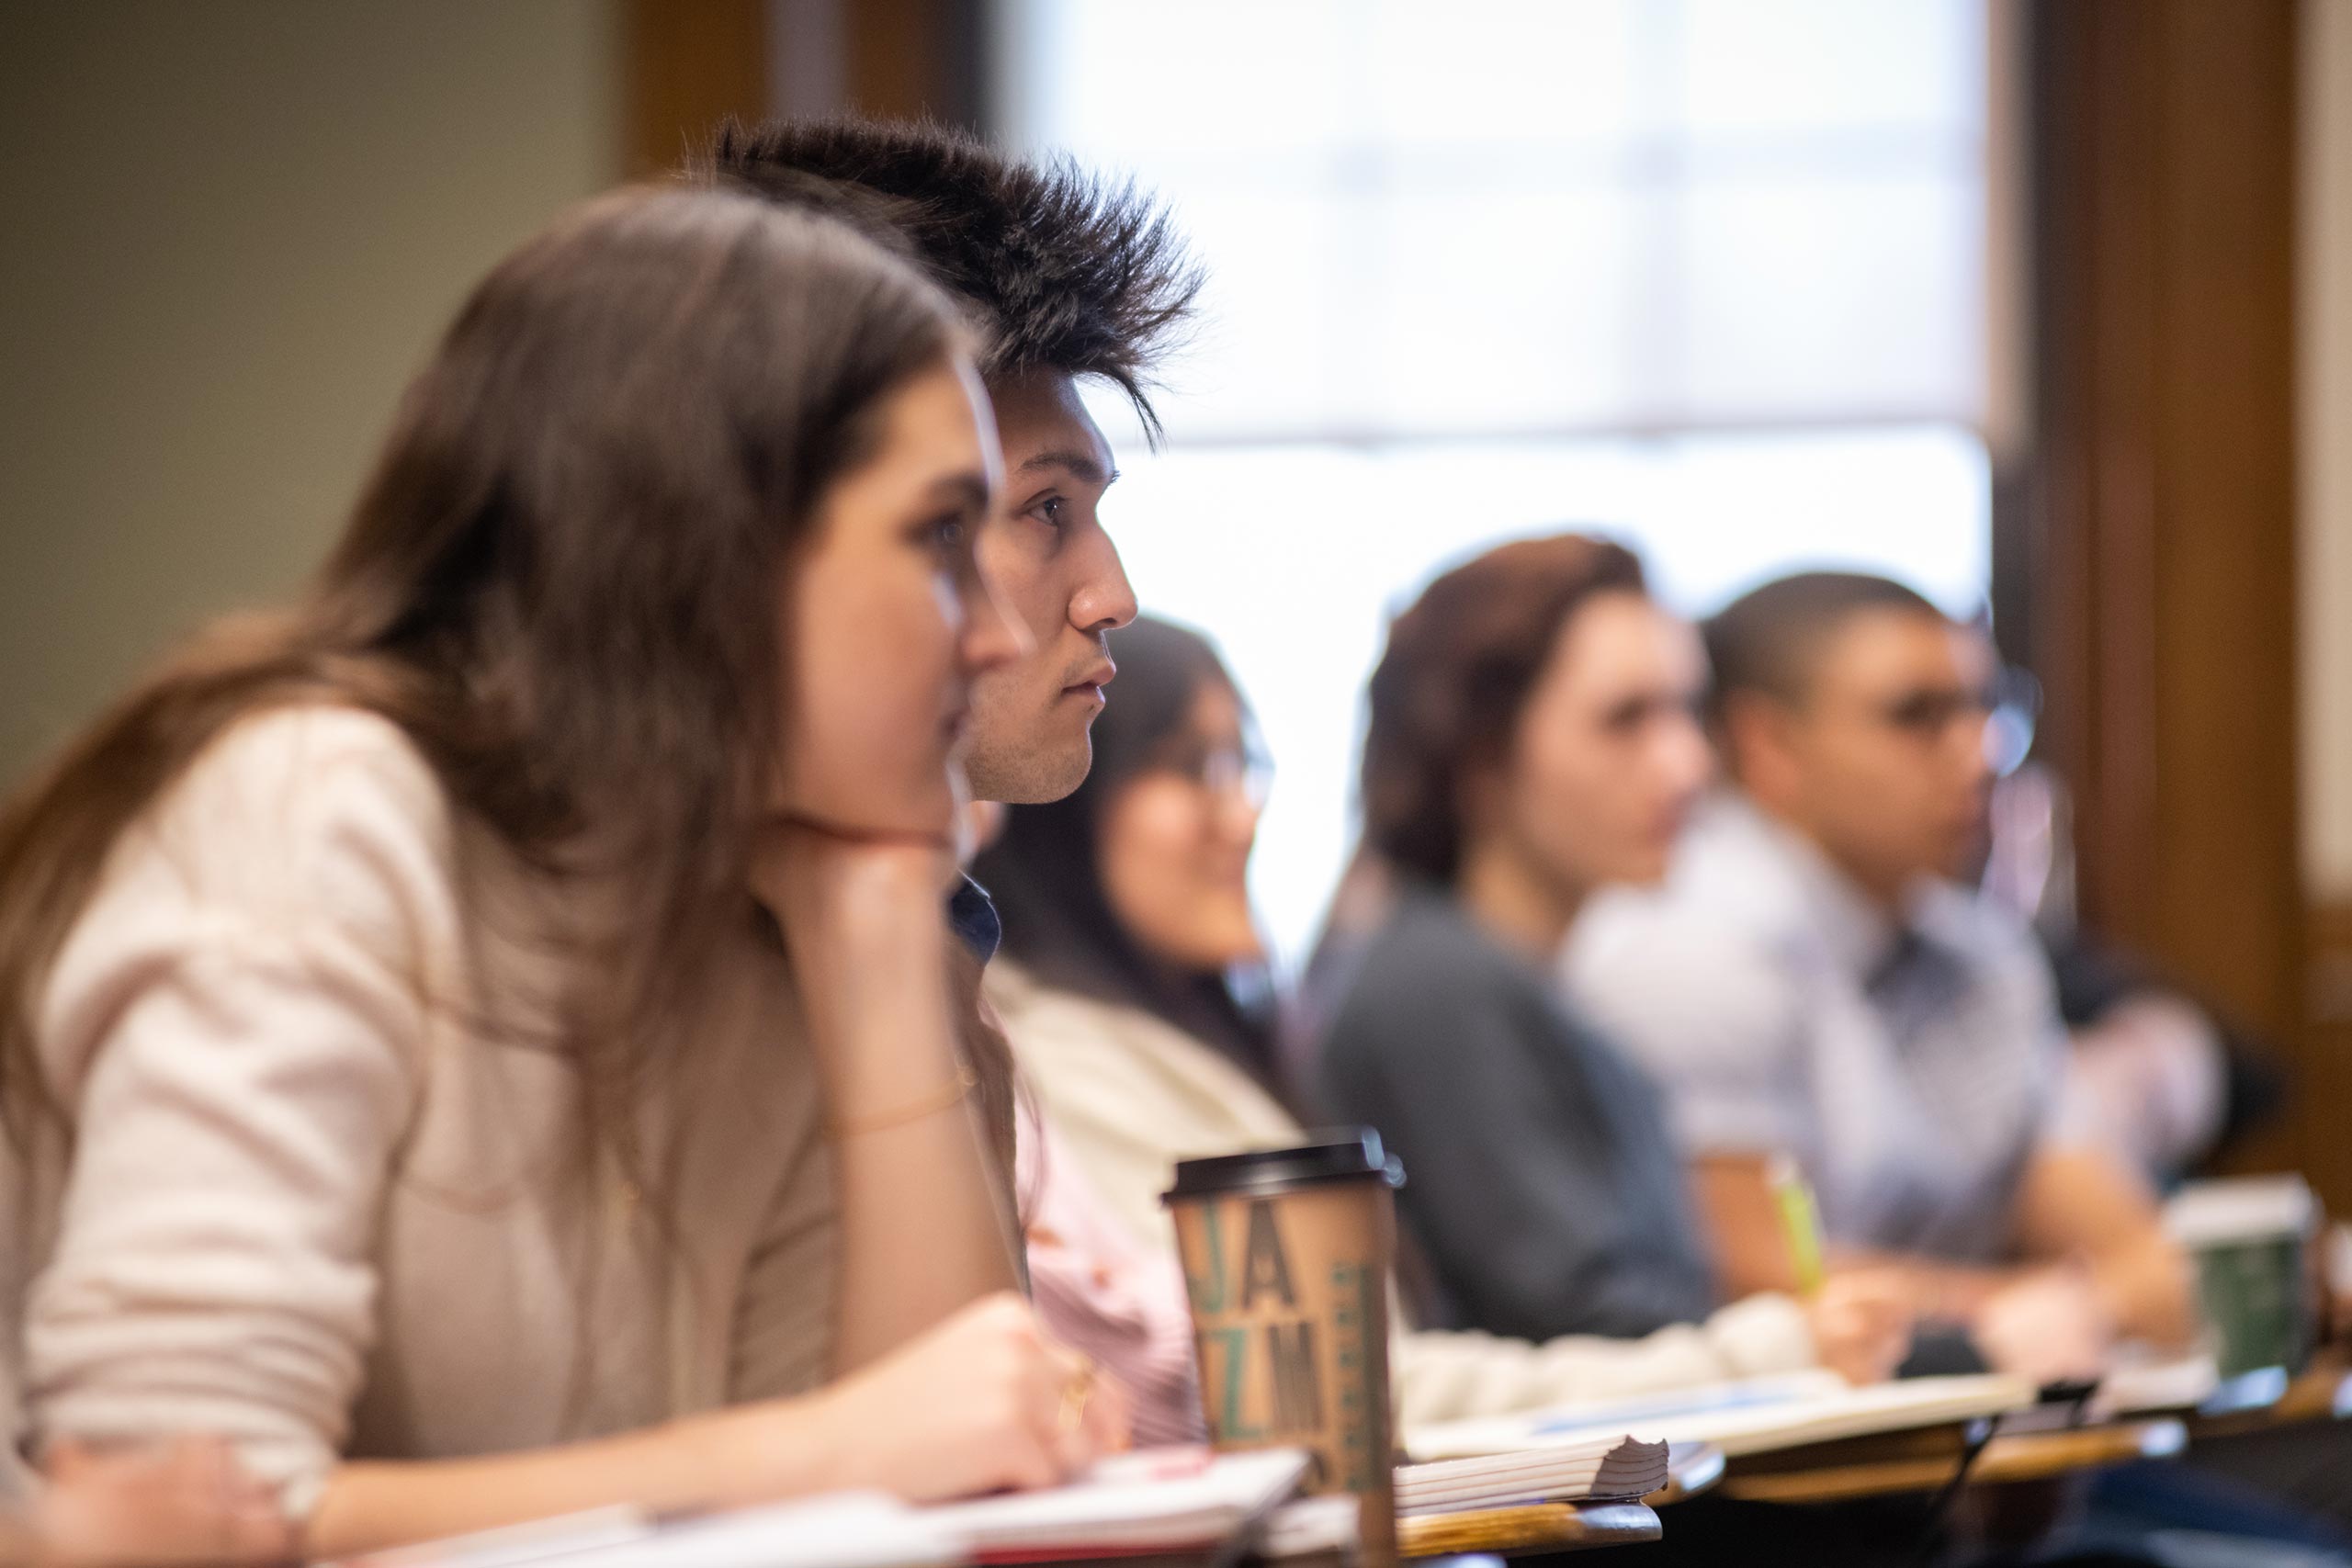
[0,186,1017,1195]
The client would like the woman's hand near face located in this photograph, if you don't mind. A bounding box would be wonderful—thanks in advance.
[748,813,957,952]
[747,807,1023,1371]
[759,359,1025,1372]
[747,814,964,1106]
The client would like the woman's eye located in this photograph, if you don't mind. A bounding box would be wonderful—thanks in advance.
[928,516,967,554]
[1029,496,1067,528]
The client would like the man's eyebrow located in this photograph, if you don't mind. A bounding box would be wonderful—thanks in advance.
[1014,449,1119,488]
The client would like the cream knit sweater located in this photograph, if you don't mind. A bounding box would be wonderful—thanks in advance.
[2,707,837,1517]
[987,961,1819,1429]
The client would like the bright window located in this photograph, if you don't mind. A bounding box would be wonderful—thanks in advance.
[995,0,1993,967]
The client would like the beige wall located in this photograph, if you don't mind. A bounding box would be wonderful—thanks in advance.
[2304,0,2352,899]
[0,0,621,786]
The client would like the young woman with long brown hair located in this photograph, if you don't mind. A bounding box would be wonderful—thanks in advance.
[0,185,1122,1557]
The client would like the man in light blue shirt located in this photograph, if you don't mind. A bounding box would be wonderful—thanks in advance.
[1571,573,2194,1381]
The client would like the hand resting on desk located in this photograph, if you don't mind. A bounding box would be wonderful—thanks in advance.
[9,1438,291,1568]
[1968,1265,2113,1386]
[1804,1271,1915,1385]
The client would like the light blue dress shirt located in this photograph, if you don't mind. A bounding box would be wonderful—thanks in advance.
[1566,793,2069,1264]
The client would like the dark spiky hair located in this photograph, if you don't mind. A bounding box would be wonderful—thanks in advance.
[698,116,1204,446]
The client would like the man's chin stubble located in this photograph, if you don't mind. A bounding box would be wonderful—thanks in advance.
[966,730,1093,807]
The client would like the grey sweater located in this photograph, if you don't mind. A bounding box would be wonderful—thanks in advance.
[1315,892,1718,1345]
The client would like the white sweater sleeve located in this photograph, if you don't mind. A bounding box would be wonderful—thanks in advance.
[20,709,444,1519]
[1393,1292,1817,1428]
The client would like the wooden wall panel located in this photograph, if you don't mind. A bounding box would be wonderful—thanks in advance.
[2306,901,2352,1204]
[842,0,988,128]
[2026,0,2328,1202]
[623,0,769,176]
[622,0,987,180]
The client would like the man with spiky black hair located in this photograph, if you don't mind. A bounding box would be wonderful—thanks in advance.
[696,120,1203,1334]
[705,118,1203,811]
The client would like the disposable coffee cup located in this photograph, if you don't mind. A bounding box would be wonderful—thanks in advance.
[2165,1176,2317,1380]
[1165,1130,1404,1567]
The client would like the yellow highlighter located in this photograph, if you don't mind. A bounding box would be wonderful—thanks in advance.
[1769,1154,1826,1295]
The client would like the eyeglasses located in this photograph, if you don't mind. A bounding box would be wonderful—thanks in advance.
[1869,664,2041,776]
[1148,739,1275,809]
[1983,665,2041,777]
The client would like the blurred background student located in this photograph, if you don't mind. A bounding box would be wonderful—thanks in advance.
[975,614,1292,1249]
[1983,760,2292,1189]
[978,607,1908,1442]
[1309,537,1904,1384]
[1570,573,2196,1383]
[0,186,1120,1558]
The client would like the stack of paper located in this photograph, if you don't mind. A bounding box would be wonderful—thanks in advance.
[921,1448,1310,1562]
[1256,1495,1360,1559]
[334,1449,1310,1568]
[337,1494,960,1568]
[1405,1372,2037,1462]
[1394,1435,1668,1513]
[2090,1352,2223,1418]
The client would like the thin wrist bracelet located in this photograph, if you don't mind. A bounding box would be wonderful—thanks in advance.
[829,1062,978,1137]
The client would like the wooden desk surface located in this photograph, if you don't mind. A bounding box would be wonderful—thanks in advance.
[2283,1349,2352,1421]
[1385,1445,1711,1556]
[1397,1501,1662,1558]
[2188,1348,2352,1438]
[1716,1418,2186,1506]
[1388,1351,2351,1542]
[1724,1416,1983,1472]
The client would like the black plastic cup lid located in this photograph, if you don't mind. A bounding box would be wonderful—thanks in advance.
[1162,1127,1406,1204]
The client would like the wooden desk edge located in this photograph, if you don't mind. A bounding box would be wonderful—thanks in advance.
[1714,1417,1982,1477]
[2184,1352,2352,1439]
[1398,1500,1662,1558]
[1717,1418,2187,1506]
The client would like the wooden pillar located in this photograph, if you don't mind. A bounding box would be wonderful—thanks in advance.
[620,0,991,182]
[841,0,989,128]
[622,0,770,176]
[2025,0,2324,1195]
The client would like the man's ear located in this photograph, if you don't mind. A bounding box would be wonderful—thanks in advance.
[1720,691,1803,812]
